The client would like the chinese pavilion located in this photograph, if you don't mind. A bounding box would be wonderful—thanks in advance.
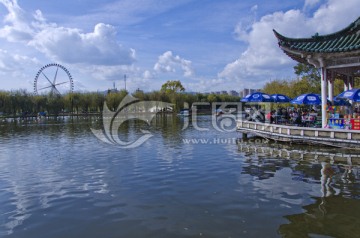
[274,16,360,127]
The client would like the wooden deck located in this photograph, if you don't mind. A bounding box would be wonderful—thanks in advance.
[237,120,360,149]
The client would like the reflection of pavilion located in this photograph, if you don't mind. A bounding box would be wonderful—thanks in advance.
[278,163,360,237]
[278,195,360,237]
[237,139,360,237]
[237,137,360,186]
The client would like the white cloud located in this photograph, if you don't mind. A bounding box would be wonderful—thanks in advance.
[220,0,360,89]
[0,48,39,90]
[29,23,135,65]
[0,0,33,42]
[80,64,139,82]
[154,51,194,77]
[143,70,155,80]
[75,64,152,92]
[0,48,37,72]
[0,0,135,66]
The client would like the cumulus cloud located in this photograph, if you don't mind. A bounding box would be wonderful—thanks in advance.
[220,0,360,88]
[143,70,155,80]
[0,0,34,42]
[0,48,38,86]
[0,49,37,72]
[0,0,135,66]
[29,23,135,65]
[80,64,140,82]
[154,51,194,77]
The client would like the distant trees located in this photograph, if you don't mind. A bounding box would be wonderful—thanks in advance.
[293,63,320,89]
[263,63,322,97]
[0,80,243,117]
[263,77,321,98]
[161,80,185,94]
[0,90,106,116]
[105,90,127,111]
[263,63,360,97]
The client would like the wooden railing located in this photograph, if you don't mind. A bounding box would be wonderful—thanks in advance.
[237,120,360,147]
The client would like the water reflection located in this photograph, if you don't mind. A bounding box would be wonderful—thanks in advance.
[0,116,359,237]
[278,195,360,237]
[237,138,360,237]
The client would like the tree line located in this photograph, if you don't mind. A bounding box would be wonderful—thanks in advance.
[262,63,360,98]
[0,85,240,117]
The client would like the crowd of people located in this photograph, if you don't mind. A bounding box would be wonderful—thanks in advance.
[245,106,320,127]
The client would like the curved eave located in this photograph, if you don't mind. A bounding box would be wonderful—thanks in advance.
[273,17,360,54]
[273,16,360,43]
[278,45,307,64]
[280,44,360,57]
[279,44,360,67]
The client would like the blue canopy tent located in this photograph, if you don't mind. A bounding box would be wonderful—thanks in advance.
[332,97,351,106]
[241,92,273,102]
[271,94,292,103]
[290,93,322,105]
[241,92,272,123]
[335,88,360,102]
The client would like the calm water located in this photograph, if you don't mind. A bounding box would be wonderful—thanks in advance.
[0,115,359,238]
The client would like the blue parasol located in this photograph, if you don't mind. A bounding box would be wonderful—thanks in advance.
[241,92,273,102]
[290,93,322,105]
[335,88,360,102]
[332,96,351,106]
[271,94,292,103]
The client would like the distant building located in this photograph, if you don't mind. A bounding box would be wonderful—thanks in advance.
[228,90,239,96]
[181,91,198,95]
[103,82,119,95]
[239,88,261,98]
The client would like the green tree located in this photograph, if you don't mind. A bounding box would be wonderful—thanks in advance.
[207,94,218,103]
[161,80,185,94]
[0,91,11,114]
[32,95,47,112]
[46,95,64,115]
[262,80,291,95]
[132,89,148,101]
[294,63,321,89]
[105,90,128,111]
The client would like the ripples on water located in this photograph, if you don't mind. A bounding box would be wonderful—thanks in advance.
[0,115,359,238]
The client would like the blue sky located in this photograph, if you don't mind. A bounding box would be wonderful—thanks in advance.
[0,0,359,93]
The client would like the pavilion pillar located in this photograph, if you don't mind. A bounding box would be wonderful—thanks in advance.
[344,76,349,91]
[321,68,328,128]
[349,76,354,90]
[328,71,334,102]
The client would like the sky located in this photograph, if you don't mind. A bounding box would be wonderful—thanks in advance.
[0,0,359,94]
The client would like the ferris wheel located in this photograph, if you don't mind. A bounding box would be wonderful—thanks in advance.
[34,63,74,95]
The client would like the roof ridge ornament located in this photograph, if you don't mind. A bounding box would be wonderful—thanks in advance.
[312,32,319,39]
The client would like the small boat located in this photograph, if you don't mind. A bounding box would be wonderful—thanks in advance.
[178,109,190,117]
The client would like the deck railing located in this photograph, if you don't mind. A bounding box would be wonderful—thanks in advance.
[237,120,360,147]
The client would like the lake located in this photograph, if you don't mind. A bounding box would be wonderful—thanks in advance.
[0,115,359,238]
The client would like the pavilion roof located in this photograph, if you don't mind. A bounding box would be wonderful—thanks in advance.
[273,17,360,64]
